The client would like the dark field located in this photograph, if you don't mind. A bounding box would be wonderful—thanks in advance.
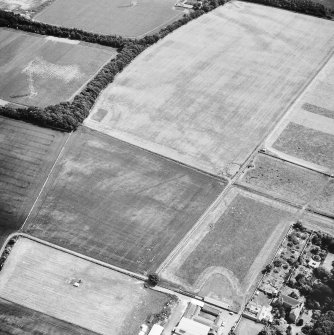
[0,28,116,107]
[0,116,67,246]
[35,0,184,38]
[24,127,226,273]
[177,193,294,286]
[0,298,97,335]
[239,154,329,205]
[272,122,334,170]
[310,179,334,216]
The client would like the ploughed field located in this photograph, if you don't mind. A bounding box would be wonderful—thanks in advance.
[0,28,117,107]
[0,298,98,335]
[0,238,172,335]
[0,116,67,246]
[24,127,226,273]
[34,0,184,37]
[160,188,297,309]
[86,1,334,177]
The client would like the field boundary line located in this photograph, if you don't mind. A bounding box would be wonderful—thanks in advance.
[9,233,148,281]
[20,132,72,231]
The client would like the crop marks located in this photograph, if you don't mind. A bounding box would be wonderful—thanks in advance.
[24,127,226,273]
[0,28,117,107]
[86,2,334,177]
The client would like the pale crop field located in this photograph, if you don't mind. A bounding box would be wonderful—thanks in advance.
[86,2,334,177]
[0,238,171,335]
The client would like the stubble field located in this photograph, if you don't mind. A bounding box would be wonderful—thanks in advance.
[24,126,226,273]
[160,188,297,309]
[0,116,67,246]
[0,238,171,335]
[0,298,98,335]
[86,1,334,177]
[35,0,184,38]
[0,28,117,107]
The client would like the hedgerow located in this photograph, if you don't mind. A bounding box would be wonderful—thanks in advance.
[0,0,332,131]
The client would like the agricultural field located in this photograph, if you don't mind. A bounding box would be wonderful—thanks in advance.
[35,0,184,38]
[238,153,330,206]
[0,0,51,16]
[160,187,298,310]
[0,298,98,335]
[86,1,334,177]
[0,116,67,246]
[0,237,173,335]
[0,28,117,107]
[264,55,334,174]
[24,126,226,273]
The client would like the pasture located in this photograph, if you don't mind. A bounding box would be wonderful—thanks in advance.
[264,55,334,174]
[35,0,184,38]
[24,126,226,273]
[0,237,172,335]
[0,116,67,246]
[0,28,116,107]
[0,298,97,335]
[86,1,334,177]
[160,188,297,309]
[238,154,329,206]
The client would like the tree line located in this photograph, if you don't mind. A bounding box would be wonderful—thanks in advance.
[0,0,332,131]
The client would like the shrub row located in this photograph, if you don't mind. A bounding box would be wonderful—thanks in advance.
[0,0,332,131]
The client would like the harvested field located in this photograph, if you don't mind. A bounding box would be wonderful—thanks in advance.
[310,179,334,216]
[265,54,334,174]
[0,116,67,247]
[0,238,172,335]
[160,188,297,309]
[24,126,226,273]
[302,212,334,236]
[0,297,97,335]
[238,154,329,206]
[35,0,184,38]
[0,28,116,107]
[86,1,334,177]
